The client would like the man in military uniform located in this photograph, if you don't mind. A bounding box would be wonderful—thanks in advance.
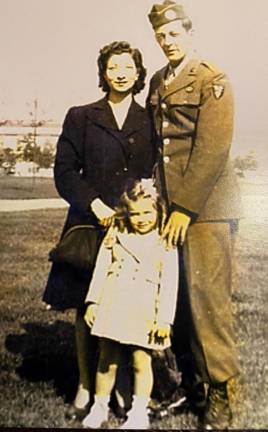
[147,1,242,429]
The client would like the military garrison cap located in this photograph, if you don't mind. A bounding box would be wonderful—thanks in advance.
[148,0,188,29]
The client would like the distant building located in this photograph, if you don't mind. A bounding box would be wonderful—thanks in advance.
[14,161,39,177]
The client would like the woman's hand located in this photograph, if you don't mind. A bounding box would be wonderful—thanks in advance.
[84,304,98,328]
[91,198,115,227]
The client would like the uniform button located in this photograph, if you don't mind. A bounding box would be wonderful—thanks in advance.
[163,121,169,128]
[163,138,170,145]
[123,167,128,172]
[186,86,194,93]
[163,156,170,163]
[128,137,135,144]
[183,100,188,104]
[161,102,167,109]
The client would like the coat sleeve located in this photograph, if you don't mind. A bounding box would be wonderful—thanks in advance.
[84,236,112,304]
[157,247,179,325]
[54,107,100,214]
[173,71,234,214]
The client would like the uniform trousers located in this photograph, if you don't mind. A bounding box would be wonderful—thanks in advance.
[173,221,239,385]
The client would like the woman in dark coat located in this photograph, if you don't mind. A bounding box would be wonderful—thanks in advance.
[43,41,154,416]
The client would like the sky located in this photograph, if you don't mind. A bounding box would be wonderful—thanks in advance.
[1,0,268,164]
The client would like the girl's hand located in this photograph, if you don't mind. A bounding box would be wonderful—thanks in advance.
[91,198,115,227]
[148,323,170,345]
[154,323,170,339]
[155,324,170,339]
[84,304,98,328]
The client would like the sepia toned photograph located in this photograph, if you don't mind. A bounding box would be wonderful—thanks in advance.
[0,0,267,429]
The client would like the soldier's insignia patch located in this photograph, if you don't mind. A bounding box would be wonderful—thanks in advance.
[212,84,224,99]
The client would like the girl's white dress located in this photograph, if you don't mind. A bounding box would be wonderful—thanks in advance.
[85,228,178,350]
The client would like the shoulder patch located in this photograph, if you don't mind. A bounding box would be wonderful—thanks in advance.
[212,83,225,99]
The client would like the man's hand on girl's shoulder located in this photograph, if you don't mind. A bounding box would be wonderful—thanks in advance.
[161,211,190,249]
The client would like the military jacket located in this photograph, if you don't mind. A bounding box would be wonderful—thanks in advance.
[147,57,242,221]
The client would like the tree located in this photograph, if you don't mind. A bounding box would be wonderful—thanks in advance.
[16,134,41,163]
[0,147,16,173]
[233,151,258,178]
[37,140,55,168]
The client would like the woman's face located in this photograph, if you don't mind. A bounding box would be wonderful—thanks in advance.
[128,198,158,235]
[104,53,138,95]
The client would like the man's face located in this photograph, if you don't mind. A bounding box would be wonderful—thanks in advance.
[155,20,193,66]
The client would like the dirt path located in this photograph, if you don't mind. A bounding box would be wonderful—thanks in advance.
[0,199,69,212]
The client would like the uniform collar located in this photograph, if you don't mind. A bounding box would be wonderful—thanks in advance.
[159,55,201,99]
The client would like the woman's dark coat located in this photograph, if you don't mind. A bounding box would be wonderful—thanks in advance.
[43,97,154,310]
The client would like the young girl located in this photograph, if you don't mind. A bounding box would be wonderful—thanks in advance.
[82,179,179,429]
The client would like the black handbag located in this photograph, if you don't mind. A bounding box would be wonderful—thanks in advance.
[49,225,104,270]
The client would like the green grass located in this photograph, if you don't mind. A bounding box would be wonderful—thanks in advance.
[0,185,267,428]
[0,176,59,199]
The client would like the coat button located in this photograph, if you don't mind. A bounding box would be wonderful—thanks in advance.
[161,102,167,109]
[163,121,169,128]
[128,153,134,159]
[163,138,170,145]
[128,137,135,144]
[123,167,128,172]
[163,156,170,163]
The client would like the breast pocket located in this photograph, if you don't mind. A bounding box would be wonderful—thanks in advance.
[168,92,201,135]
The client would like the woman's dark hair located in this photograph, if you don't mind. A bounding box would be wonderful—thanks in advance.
[114,178,166,234]
[97,41,147,95]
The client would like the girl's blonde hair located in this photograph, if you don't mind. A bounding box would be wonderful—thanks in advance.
[114,178,166,233]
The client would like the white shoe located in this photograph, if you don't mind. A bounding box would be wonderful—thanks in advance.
[120,413,149,429]
[82,396,109,429]
[120,396,150,429]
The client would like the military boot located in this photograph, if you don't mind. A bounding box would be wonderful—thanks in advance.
[202,382,232,430]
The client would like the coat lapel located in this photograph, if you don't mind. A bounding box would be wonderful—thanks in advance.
[86,97,145,135]
[86,97,118,130]
[160,58,201,100]
[122,100,146,135]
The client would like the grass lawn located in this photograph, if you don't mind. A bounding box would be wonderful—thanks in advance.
[0,182,267,428]
[0,176,59,199]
